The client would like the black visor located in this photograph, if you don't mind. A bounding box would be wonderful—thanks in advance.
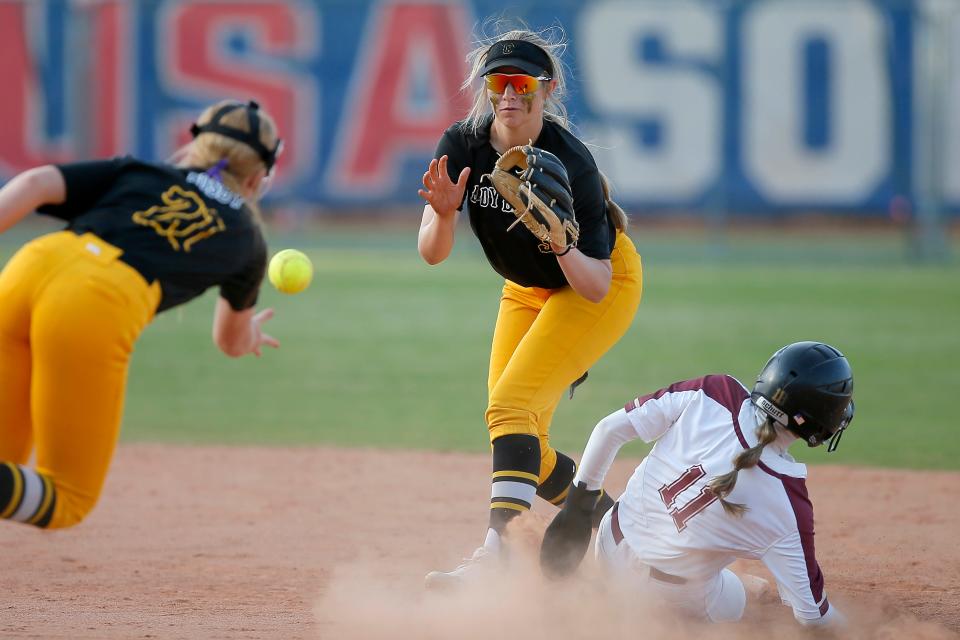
[480,40,553,78]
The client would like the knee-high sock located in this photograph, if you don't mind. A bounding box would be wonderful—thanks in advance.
[537,449,615,528]
[489,434,540,535]
[537,449,577,505]
[0,463,57,528]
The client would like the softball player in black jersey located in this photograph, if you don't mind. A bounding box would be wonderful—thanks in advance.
[0,100,281,529]
[418,29,643,586]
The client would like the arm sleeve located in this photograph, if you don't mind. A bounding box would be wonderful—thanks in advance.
[35,157,127,221]
[434,126,471,211]
[762,531,840,626]
[572,409,640,491]
[569,167,611,260]
[219,227,267,311]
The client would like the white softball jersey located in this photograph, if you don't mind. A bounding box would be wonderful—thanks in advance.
[574,374,838,625]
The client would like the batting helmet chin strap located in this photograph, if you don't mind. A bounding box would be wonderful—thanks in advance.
[189,100,282,171]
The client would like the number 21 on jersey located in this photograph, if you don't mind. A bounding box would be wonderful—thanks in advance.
[658,465,720,532]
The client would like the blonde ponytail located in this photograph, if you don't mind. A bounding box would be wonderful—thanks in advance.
[708,418,779,517]
[599,171,628,233]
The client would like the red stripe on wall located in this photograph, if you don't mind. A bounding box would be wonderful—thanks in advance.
[92,2,126,156]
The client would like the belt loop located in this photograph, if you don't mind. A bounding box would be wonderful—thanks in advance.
[78,232,123,263]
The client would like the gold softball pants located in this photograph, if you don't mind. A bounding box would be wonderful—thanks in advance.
[486,232,643,483]
[0,231,160,528]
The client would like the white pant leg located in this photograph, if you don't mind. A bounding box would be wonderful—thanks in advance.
[595,509,745,623]
[704,569,746,622]
[645,570,745,623]
[594,507,617,566]
[594,507,647,592]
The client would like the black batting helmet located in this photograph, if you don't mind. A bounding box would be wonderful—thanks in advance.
[751,342,855,451]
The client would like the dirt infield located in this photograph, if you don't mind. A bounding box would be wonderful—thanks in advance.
[1,445,957,639]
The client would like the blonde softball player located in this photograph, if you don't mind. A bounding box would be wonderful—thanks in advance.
[541,342,855,628]
[0,100,281,529]
[418,27,642,586]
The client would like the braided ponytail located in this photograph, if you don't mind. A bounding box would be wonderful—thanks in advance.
[708,417,780,517]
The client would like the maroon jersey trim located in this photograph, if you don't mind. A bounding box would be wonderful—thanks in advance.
[626,375,748,423]
[625,377,704,412]
[780,474,829,615]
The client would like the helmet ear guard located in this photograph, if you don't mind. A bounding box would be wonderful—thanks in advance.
[751,342,855,452]
[190,100,283,172]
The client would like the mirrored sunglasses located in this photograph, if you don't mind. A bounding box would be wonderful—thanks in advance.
[484,73,550,95]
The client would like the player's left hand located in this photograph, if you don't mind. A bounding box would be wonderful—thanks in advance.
[540,482,599,579]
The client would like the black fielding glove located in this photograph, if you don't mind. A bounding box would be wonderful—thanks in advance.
[485,144,579,254]
[539,482,600,579]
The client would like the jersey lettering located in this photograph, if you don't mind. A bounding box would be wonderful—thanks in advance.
[658,464,720,532]
[132,186,226,252]
[470,184,514,212]
[186,172,245,209]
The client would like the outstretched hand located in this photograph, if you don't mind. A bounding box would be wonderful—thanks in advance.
[249,308,280,357]
[418,155,470,218]
[540,482,600,579]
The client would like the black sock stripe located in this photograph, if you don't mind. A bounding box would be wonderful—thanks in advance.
[34,485,57,529]
[28,474,55,527]
[490,507,524,532]
[490,496,532,509]
[12,466,27,515]
[0,463,26,519]
[0,463,14,515]
[25,473,51,526]
[537,451,577,502]
[492,474,538,487]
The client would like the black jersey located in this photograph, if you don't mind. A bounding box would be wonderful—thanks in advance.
[435,116,615,289]
[37,157,266,313]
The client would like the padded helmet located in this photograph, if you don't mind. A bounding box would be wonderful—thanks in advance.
[751,342,855,451]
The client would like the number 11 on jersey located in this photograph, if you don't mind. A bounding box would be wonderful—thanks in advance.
[658,465,720,532]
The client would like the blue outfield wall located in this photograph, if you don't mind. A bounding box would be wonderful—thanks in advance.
[1,0,957,217]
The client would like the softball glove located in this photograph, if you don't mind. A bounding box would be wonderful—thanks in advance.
[486,144,579,253]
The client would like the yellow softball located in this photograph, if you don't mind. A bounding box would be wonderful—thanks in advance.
[268,249,313,294]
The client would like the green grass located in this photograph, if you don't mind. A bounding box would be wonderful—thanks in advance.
[3,221,958,469]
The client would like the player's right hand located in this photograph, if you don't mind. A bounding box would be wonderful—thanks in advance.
[540,482,599,579]
[249,308,280,357]
[418,155,469,219]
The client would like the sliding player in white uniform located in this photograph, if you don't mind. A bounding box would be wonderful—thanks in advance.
[540,341,855,628]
